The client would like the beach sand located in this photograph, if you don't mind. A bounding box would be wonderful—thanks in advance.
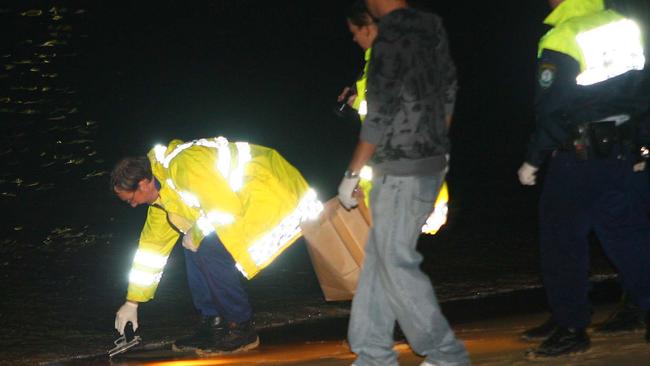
[48,302,649,366]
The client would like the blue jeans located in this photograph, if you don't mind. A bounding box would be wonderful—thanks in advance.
[184,233,252,324]
[348,175,470,366]
[539,151,650,329]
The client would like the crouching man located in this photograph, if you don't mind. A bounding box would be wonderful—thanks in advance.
[110,136,322,353]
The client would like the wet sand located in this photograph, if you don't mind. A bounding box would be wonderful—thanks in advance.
[42,302,649,366]
[36,282,649,366]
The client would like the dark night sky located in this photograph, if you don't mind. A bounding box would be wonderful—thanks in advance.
[0,0,554,217]
[63,0,550,199]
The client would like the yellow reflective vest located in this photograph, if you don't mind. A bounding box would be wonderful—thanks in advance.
[127,137,322,302]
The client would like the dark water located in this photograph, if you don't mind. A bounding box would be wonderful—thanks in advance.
[0,1,620,365]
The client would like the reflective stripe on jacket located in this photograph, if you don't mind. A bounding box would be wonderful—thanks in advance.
[127,137,322,302]
[352,48,372,121]
[538,0,644,85]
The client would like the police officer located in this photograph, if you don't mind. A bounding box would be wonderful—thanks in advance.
[518,0,650,358]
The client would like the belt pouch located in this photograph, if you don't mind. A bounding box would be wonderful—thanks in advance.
[589,121,617,159]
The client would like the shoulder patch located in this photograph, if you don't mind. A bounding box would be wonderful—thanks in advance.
[538,63,556,89]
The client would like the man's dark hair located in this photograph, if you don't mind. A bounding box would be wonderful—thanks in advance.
[346,0,375,26]
[110,156,153,192]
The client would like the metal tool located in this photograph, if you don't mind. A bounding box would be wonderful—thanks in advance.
[108,321,141,358]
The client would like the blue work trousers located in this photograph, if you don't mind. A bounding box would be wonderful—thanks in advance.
[183,233,252,324]
[348,175,470,366]
[539,150,650,329]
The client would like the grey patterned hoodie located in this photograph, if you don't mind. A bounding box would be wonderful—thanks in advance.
[360,7,457,176]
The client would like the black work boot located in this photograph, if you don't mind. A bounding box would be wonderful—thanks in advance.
[521,316,558,341]
[173,316,226,351]
[594,295,645,334]
[526,327,590,358]
[216,320,260,353]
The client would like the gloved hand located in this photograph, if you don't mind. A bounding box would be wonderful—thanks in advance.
[182,233,198,252]
[633,145,648,172]
[518,162,539,186]
[115,301,138,335]
[633,161,646,172]
[338,172,360,210]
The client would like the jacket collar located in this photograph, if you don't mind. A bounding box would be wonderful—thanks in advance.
[147,142,175,207]
[544,0,604,26]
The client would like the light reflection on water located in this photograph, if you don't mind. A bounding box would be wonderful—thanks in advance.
[0,7,343,362]
[0,5,104,200]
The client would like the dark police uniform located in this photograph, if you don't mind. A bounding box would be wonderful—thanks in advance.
[524,0,650,331]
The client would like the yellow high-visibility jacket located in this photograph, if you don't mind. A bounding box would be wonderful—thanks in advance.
[127,137,322,302]
[538,0,641,82]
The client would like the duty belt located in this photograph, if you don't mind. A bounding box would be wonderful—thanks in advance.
[565,117,635,160]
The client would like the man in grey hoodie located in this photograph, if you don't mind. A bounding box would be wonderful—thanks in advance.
[337,1,469,365]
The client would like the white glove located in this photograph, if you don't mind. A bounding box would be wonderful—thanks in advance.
[338,173,360,210]
[518,162,539,186]
[182,234,198,252]
[633,161,646,172]
[115,301,138,335]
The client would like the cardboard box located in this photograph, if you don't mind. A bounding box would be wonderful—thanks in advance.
[300,198,372,301]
